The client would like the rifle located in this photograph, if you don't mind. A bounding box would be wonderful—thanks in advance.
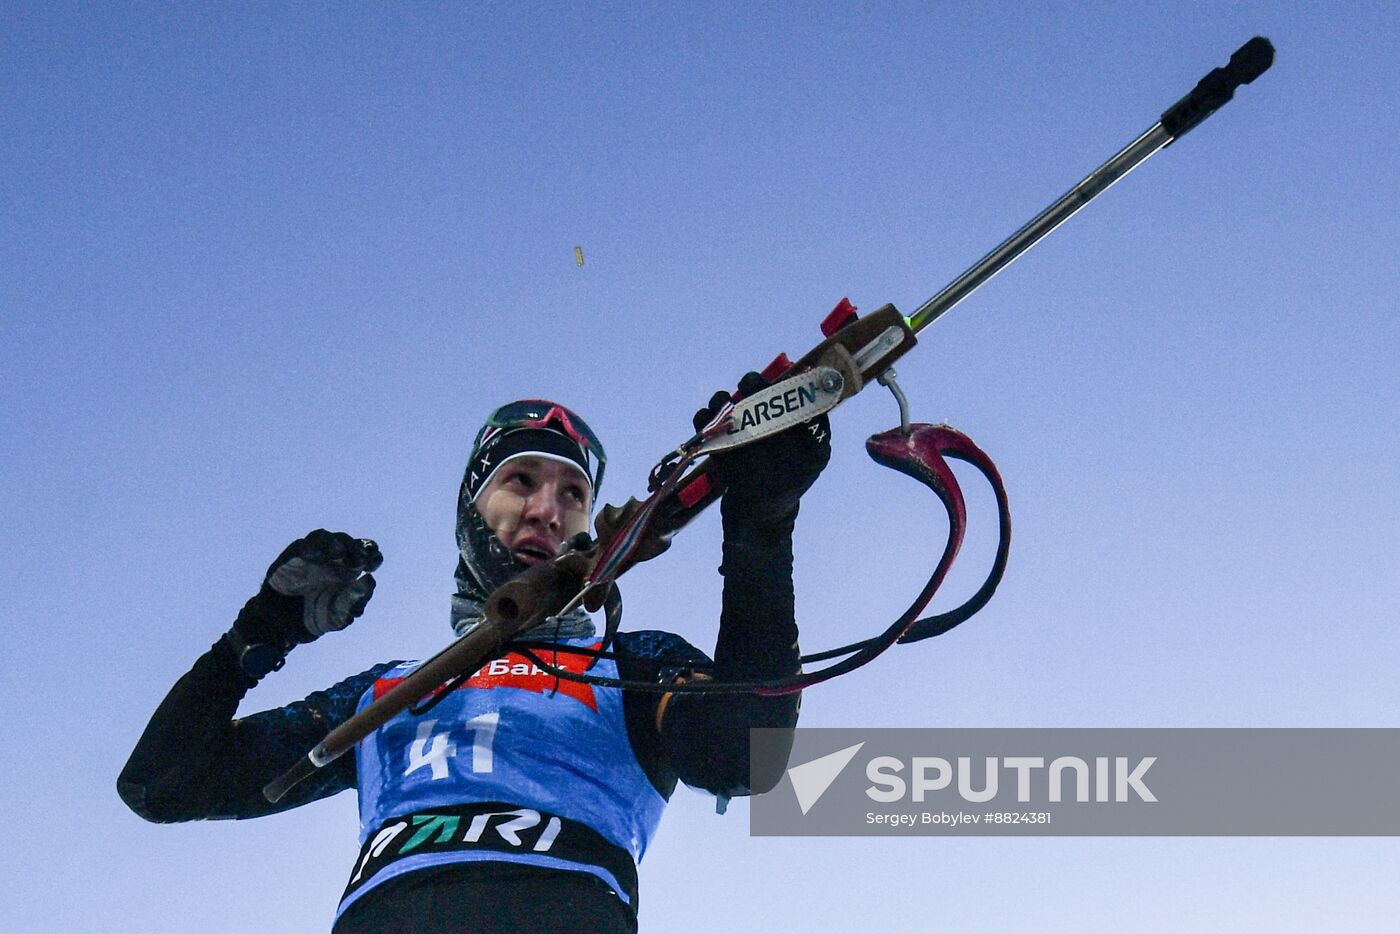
[265,37,1274,804]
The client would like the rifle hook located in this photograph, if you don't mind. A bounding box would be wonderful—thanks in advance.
[878,367,911,435]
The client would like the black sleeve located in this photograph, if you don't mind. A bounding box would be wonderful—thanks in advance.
[619,500,804,800]
[117,636,398,822]
[615,631,711,800]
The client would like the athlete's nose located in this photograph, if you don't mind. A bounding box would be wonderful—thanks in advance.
[520,485,562,531]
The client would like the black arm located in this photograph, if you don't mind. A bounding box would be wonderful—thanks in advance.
[117,636,393,822]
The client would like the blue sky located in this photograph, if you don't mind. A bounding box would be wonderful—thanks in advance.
[4,2,1397,931]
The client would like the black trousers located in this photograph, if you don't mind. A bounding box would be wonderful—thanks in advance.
[333,862,638,934]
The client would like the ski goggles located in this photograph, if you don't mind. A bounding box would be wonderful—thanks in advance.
[471,399,607,495]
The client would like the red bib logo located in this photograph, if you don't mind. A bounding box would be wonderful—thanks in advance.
[376,643,600,712]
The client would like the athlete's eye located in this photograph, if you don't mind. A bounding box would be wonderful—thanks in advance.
[565,484,586,505]
[506,471,534,490]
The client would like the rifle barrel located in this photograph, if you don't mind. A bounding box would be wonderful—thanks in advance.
[908,36,1273,335]
[908,123,1171,334]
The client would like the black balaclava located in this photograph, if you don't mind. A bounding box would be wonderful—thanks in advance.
[452,413,602,640]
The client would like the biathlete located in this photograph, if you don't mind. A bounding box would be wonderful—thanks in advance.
[119,387,829,933]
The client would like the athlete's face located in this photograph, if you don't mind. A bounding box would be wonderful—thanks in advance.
[476,456,592,566]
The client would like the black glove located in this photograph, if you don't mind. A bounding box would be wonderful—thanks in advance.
[694,371,832,526]
[226,529,382,680]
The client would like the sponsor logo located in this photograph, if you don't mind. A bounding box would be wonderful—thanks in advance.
[375,643,600,711]
[352,808,561,883]
[728,381,821,433]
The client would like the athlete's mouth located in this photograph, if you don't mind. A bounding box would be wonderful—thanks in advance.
[512,539,557,566]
